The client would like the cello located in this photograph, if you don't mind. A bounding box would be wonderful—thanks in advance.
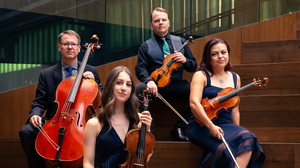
[150,36,193,88]
[196,77,269,126]
[35,35,102,167]
[120,87,155,168]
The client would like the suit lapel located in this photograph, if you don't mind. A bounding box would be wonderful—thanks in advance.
[53,62,62,88]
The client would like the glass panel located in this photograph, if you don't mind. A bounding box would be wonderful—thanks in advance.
[1,0,300,93]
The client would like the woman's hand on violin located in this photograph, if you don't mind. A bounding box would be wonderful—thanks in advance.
[172,51,186,64]
[147,80,158,97]
[30,115,42,128]
[208,124,224,141]
[83,71,95,80]
[140,111,153,132]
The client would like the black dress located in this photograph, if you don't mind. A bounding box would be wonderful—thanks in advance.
[94,122,131,168]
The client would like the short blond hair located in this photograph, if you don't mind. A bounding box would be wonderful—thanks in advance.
[58,30,81,44]
[150,7,169,22]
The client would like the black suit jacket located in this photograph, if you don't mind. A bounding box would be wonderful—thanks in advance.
[27,61,103,123]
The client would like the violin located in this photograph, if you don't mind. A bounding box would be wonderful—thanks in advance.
[195,77,269,126]
[35,35,102,167]
[120,88,155,168]
[150,36,193,88]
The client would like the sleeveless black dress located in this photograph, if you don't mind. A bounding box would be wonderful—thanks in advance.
[187,71,265,168]
[94,122,131,168]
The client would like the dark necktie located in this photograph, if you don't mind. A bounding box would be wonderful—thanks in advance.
[161,37,170,58]
[66,67,73,78]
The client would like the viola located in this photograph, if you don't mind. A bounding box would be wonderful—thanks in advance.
[120,88,155,168]
[35,35,102,167]
[195,77,269,126]
[150,36,193,88]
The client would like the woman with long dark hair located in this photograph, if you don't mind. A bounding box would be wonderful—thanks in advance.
[83,66,152,168]
[187,38,265,168]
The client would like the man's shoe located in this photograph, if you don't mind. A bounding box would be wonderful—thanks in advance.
[171,127,189,141]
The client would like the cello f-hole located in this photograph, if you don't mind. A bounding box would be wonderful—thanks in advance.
[75,112,83,127]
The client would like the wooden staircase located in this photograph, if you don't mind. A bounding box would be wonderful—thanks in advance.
[1,12,300,168]
[146,39,300,168]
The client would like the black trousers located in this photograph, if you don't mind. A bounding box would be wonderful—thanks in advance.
[136,79,192,129]
[19,122,47,168]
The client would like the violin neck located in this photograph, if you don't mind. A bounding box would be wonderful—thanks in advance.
[176,45,185,53]
[136,103,149,157]
[66,46,92,103]
[218,82,256,103]
[176,40,188,53]
[165,40,189,67]
[137,124,147,157]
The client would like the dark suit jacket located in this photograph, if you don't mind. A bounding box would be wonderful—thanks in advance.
[27,61,103,123]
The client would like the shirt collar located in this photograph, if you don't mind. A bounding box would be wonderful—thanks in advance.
[61,61,78,70]
[155,32,171,41]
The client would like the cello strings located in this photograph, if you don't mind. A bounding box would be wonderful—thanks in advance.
[60,101,73,127]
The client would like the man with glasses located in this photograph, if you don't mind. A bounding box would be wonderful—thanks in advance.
[19,30,103,168]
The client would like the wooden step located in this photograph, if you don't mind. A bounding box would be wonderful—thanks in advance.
[233,62,300,96]
[239,95,300,127]
[241,39,300,64]
[3,140,299,168]
[0,140,58,168]
[149,141,300,168]
[150,94,300,142]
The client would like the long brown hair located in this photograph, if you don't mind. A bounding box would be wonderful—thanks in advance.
[198,38,233,76]
[97,66,140,130]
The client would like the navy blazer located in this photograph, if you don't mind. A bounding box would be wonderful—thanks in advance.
[27,61,103,123]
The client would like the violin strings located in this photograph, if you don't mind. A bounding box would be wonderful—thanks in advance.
[136,136,145,166]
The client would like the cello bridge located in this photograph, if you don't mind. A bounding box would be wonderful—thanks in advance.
[61,112,74,120]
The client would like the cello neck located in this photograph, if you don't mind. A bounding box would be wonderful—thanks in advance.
[66,46,92,103]
[66,35,100,103]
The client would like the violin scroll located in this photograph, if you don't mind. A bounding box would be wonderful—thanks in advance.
[186,36,193,45]
[142,88,151,108]
[253,77,269,89]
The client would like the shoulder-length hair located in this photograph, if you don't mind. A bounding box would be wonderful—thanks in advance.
[97,66,140,130]
[198,38,233,76]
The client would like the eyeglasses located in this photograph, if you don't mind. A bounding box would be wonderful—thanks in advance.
[60,43,79,48]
